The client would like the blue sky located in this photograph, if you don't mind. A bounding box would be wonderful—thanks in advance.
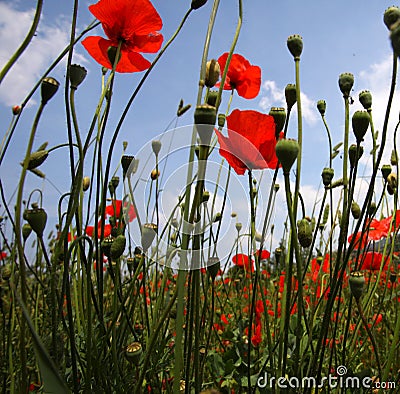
[1,0,399,257]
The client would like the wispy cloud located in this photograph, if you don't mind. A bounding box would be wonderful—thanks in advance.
[0,3,86,107]
[259,80,318,126]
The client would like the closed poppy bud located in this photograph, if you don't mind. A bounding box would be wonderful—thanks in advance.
[41,77,59,105]
[297,218,312,248]
[287,34,303,58]
[213,212,222,222]
[317,100,326,116]
[349,271,365,300]
[352,111,370,142]
[384,6,400,30]
[368,202,377,217]
[125,342,142,363]
[12,105,21,115]
[381,164,392,180]
[218,113,226,127]
[191,0,207,10]
[202,190,210,203]
[206,91,218,107]
[69,64,87,89]
[141,223,157,252]
[152,140,162,156]
[391,149,398,165]
[274,183,280,192]
[348,144,363,167]
[22,223,32,242]
[387,172,397,191]
[207,257,220,281]
[22,150,49,170]
[82,176,90,191]
[321,167,334,187]
[205,59,220,88]
[235,222,242,232]
[121,155,134,178]
[269,107,286,137]
[338,73,354,97]
[110,234,126,260]
[285,84,297,110]
[359,90,372,110]
[101,236,114,257]
[151,169,160,180]
[24,207,47,237]
[351,201,361,219]
[111,176,119,190]
[275,138,299,174]
[194,104,216,146]
[177,104,191,117]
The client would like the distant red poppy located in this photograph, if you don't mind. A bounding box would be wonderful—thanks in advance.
[0,251,7,260]
[251,323,262,347]
[217,53,261,99]
[255,249,271,260]
[85,223,112,238]
[215,109,279,175]
[360,251,389,271]
[232,253,254,271]
[348,217,392,249]
[105,200,136,222]
[82,0,163,73]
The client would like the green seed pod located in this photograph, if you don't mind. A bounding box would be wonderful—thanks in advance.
[191,0,207,10]
[69,64,87,89]
[352,111,370,142]
[111,176,119,190]
[391,149,398,165]
[321,168,334,187]
[126,257,135,274]
[287,34,303,58]
[110,234,126,260]
[207,257,220,281]
[194,104,217,146]
[359,90,372,110]
[297,218,312,248]
[351,201,361,219]
[368,202,377,217]
[235,222,242,232]
[101,235,114,257]
[22,150,49,170]
[317,100,326,116]
[269,107,286,137]
[82,176,90,192]
[121,155,135,178]
[152,140,162,156]
[349,271,365,300]
[125,342,142,364]
[141,223,158,252]
[384,6,400,30]
[41,77,60,105]
[285,84,297,110]
[206,91,218,107]
[390,23,400,56]
[22,223,32,242]
[348,144,364,168]
[381,164,392,181]
[205,59,220,88]
[24,207,47,237]
[218,113,226,128]
[275,139,299,174]
[202,190,210,203]
[338,73,354,97]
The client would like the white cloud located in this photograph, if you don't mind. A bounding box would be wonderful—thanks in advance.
[259,79,318,126]
[0,3,86,106]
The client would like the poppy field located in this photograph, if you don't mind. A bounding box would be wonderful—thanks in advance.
[1,0,400,393]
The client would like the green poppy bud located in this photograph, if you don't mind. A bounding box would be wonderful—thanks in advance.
[24,207,47,237]
[110,234,126,260]
[191,0,207,10]
[285,84,297,110]
[141,223,157,252]
[205,59,220,88]
[22,150,49,170]
[321,168,334,187]
[368,202,377,217]
[69,64,87,89]
[41,77,59,105]
[297,218,312,248]
[206,91,218,107]
[384,6,400,30]
[194,104,216,146]
[338,73,354,97]
[352,111,370,142]
[177,104,191,117]
[125,342,142,364]
[381,164,392,180]
[349,271,365,300]
[391,149,398,165]
[275,138,299,174]
[269,107,286,137]
[22,223,32,242]
[351,201,361,219]
[359,90,372,110]
[317,100,326,116]
[287,34,303,58]
[218,113,226,128]
[390,24,400,56]
[387,172,397,191]
[152,140,162,156]
[82,176,90,191]
[207,257,220,281]
[202,190,210,203]
[348,144,364,168]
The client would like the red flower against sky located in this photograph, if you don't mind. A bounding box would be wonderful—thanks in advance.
[217,53,261,99]
[82,0,163,73]
[232,253,254,271]
[85,223,112,238]
[255,249,271,260]
[215,109,279,175]
[105,199,136,222]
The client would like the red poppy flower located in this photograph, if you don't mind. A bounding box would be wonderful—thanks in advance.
[82,0,163,73]
[255,249,270,260]
[105,200,136,222]
[232,253,254,271]
[85,223,112,238]
[215,109,279,175]
[251,323,262,347]
[348,217,392,249]
[360,251,389,271]
[0,251,7,260]
[217,53,261,99]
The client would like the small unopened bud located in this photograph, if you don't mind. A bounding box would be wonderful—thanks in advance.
[352,111,370,142]
[69,64,87,89]
[351,201,361,219]
[338,73,354,97]
[321,168,334,187]
[285,84,296,110]
[381,164,392,180]
[387,172,397,191]
[22,223,32,242]
[275,139,299,174]
[317,100,326,115]
[205,59,220,88]
[22,150,49,170]
[151,169,160,180]
[348,144,363,168]
[12,105,21,115]
[384,6,400,30]
[368,202,377,217]
[152,140,162,156]
[349,271,365,300]
[269,107,286,137]
[359,90,372,110]
[218,113,226,127]
[177,104,191,117]
[82,176,90,191]
[274,183,280,192]
[191,0,207,10]
[202,190,210,203]
[297,218,312,248]
[391,149,398,165]
[111,176,119,190]
[287,35,303,58]
[41,77,59,105]
[213,212,222,222]
[235,222,242,232]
